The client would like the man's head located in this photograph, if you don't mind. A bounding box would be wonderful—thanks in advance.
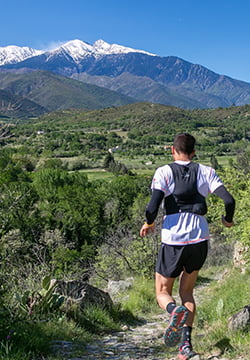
[172,133,196,159]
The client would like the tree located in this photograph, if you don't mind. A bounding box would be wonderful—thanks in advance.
[103,153,115,169]
[210,154,221,170]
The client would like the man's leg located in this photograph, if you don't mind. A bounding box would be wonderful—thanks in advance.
[179,269,199,327]
[155,272,175,310]
[178,270,199,359]
[156,272,189,347]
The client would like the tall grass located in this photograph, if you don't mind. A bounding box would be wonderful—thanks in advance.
[194,267,250,358]
[121,277,159,315]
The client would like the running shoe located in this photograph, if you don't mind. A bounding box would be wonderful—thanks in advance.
[178,342,199,360]
[163,305,189,347]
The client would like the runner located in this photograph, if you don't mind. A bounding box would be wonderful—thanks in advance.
[140,133,235,360]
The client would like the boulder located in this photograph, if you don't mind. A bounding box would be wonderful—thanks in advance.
[228,305,250,331]
[55,280,113,309]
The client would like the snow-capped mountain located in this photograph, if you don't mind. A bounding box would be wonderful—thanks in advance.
[46,39,155,63]
[1,39,250,109]
[92,39,155,56]
[0,45,43,66]
[0,39,155,66]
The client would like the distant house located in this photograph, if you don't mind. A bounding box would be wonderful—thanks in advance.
[108,145,121,153]
[37,130,45,135]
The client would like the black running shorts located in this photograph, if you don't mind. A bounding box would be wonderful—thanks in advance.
[155,241,208,278]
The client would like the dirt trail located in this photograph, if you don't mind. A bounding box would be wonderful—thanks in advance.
[51,284,246,360]
[52,313,177,359]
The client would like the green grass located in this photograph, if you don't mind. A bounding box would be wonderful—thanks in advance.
[79,168,115,181]
[120,268,250,359]
[193,267,250,358]
[0,314,91,360]
[75,153,237,181]
[121,277,160,316]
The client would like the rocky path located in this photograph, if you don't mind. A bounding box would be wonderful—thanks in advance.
[52,313,178,360]
[51,311,247,360]
[51,283,247,360]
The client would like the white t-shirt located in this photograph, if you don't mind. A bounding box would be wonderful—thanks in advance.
[151,161,223,245]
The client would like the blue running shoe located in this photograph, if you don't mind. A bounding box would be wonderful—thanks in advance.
[164,305,189,347]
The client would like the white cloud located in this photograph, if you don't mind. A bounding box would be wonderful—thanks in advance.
[36,40,68,51]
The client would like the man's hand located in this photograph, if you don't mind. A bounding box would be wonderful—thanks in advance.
[222,215,234,228]
[140,222,155,237]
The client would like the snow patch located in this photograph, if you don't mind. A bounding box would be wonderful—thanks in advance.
[0,45,43,65]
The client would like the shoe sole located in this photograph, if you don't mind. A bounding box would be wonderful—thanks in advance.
[163,305,189,347]
[178,352,200,360]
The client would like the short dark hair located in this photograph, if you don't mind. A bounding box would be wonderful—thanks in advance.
[173,133,196,155]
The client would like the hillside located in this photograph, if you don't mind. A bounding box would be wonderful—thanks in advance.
[0,71,136,117]
[0,88,46,117]
[72,72,204,109]
[34,101,250,135]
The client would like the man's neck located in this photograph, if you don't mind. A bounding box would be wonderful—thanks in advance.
[173,154,193,161]
[171,146,195,161]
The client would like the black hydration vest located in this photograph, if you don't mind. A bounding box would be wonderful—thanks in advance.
[164,162,207,215]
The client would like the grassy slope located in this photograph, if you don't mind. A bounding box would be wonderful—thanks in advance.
[0,71,136,113]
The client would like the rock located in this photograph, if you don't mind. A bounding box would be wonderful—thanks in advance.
[55,280,113,309]
[228,305,250,331]
[121,325,129,331]
[107,277,134,301]
[233,242,249,274]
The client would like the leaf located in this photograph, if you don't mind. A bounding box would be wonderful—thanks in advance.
[216,298,224,318]
[42,275,51,291]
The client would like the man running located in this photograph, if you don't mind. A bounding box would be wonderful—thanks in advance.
[140,133,235,360]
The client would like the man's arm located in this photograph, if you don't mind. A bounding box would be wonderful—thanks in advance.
[140,189,164,236]
[213,185,235,227]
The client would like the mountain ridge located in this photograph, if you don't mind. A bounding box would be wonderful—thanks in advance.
[0,39,155,66]
[0,39,250,110]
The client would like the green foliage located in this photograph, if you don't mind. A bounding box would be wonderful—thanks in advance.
[41,158,64,169]
[51,243,95,277]
[15,276,64,319]
[0,103,249,358]
[0,181,40,241]
[210,154,221,170]
[6,103,250,163]
[206,165,250,261]
[103,152,115,169]
[0,155,29,185]
[0,321,50,360]
[32,169,106,247]
[104,175,149,223]
[103,152,132,175]
[217,167,250,266]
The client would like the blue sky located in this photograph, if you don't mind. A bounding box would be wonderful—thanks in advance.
[1,0,250,82]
